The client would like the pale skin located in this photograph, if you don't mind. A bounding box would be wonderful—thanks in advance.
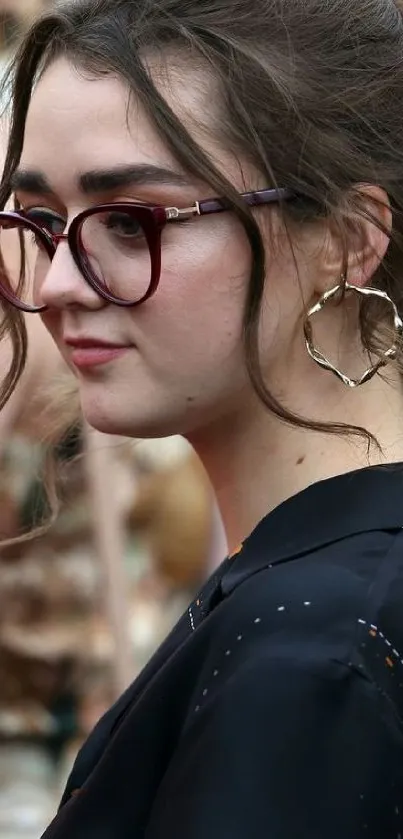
[14,57,403,554]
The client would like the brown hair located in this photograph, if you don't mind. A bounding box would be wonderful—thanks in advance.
[2,0,403,453]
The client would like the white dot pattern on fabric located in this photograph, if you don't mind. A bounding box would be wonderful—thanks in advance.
[188,606,195,632]
[193,615,267,713]
[193,602,322,714]
[191,601,398,718]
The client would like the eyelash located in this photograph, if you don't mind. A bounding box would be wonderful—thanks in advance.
[20,205,64,219]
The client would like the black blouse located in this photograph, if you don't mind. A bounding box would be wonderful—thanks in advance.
[42,465,403,838]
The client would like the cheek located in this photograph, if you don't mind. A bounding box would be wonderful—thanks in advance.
[33,271,44,309]
[32,247,52,308]
[40,309,62,348]
[168,219,248,308]
[135,223,250,375]
[257,252,306,377]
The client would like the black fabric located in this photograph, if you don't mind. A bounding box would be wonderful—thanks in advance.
[42,464,403,838]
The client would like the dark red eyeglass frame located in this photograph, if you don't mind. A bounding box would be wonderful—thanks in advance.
[0,186,295,314]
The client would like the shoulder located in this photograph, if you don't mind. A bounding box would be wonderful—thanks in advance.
[217,526,403,638]
[160,556,403,839]
[182,531,403,757]
[194,527,403,715]
[151,654,403,839]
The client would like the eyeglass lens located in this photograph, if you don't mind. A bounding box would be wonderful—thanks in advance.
[0,218,50,310]
[0,209,153,311]
[79,209,152,304]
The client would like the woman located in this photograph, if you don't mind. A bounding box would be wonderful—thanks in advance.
[0,0,403,835]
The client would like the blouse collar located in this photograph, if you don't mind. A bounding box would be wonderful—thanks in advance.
[221,464,403,596]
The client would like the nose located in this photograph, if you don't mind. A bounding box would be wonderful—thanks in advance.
[38,237,106,311]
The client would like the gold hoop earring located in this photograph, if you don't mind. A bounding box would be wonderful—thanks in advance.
[303,279,403,388]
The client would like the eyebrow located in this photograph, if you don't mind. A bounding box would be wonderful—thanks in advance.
[11,164,191,196]
[11,169,51,194]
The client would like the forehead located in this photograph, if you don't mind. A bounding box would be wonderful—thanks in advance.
[20,57,182,181]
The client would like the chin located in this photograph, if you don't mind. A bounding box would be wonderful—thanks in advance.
[80,396,186,440]
[78,377,212,440]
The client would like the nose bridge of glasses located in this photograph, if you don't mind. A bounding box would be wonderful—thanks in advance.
[52,232,69,247]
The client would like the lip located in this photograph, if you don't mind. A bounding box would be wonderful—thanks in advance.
[64,337,132,369]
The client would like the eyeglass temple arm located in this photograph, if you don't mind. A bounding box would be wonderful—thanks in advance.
[165,187,295,221]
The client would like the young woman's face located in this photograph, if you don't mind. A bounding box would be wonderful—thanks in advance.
[16,57,306,439]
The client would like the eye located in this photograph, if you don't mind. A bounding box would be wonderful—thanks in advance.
[102,211,144,240]
[23,207,66,236]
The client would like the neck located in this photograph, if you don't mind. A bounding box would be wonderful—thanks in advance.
[188,371,403,556]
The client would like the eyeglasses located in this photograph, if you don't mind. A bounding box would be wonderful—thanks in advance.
[0,186,295,313]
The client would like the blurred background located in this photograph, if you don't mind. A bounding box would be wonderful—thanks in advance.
[0,2,228,836]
